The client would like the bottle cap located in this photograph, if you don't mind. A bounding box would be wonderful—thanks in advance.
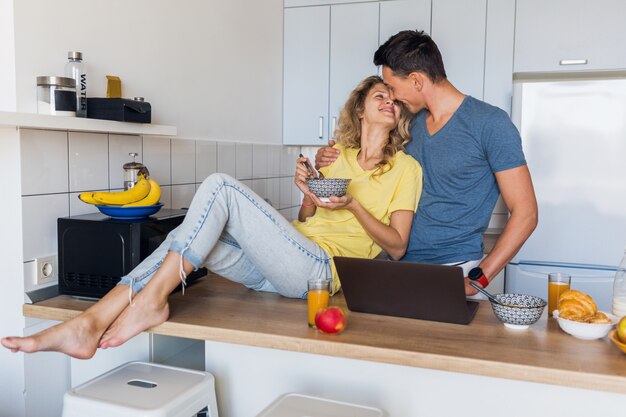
[67,51,83,60]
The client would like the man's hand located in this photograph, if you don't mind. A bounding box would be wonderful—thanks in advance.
[314,139,340,171]
[464,277,480,296]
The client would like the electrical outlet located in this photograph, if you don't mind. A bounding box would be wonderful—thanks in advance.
[34,255,57,285]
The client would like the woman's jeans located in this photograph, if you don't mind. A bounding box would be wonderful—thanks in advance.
[118,173,333,299]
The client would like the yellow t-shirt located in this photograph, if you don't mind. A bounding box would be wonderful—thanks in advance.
[292,144,423,294]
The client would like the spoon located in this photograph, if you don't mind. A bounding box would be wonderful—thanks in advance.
[469,281,522,308]
[299,153,318,178]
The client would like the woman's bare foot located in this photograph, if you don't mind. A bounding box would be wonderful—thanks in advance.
[99,295,170,349]
[1,315,102,359]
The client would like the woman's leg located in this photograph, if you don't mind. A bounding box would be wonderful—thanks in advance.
[100,173,332,347]
[1,284,131,359]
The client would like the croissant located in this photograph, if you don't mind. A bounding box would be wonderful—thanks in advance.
[587,311,612,324]
[557,289,597,321]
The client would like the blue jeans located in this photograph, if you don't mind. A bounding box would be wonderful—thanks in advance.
[118,173,333,299]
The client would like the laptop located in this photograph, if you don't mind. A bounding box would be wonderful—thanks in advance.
[334,256,480,325]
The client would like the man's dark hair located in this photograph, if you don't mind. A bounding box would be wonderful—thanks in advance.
[374,30,447,83]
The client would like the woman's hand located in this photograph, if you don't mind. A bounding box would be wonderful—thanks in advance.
[306,192,355,211]
[294,156,316,194]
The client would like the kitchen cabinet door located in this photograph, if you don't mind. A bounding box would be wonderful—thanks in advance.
[379,0,432,44]
[283,6,330,145]
[328,2,379,139]
[431,0,487,100]
[514,0,626,73]
[483,0,515,115]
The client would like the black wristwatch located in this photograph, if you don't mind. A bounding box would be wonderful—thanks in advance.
[468,267,489,288]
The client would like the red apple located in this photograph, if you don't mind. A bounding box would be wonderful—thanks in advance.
[315,307,346,334]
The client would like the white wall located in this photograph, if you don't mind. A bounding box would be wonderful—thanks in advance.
[0,128,26,417]
[0,0,16,111]
[13,0,284,143]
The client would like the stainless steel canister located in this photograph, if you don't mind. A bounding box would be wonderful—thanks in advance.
[36,76,77,116]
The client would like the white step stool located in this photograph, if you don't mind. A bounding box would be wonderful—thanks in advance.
[61,361,218,417]
[256,393,385,417]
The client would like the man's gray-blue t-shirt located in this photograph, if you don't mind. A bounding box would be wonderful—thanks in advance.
[403,96,526,264]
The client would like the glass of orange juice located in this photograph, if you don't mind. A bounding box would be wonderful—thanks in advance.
[548,273,571,316]
[307,279,330,327]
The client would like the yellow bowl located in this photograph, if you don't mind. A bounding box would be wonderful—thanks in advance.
[609,330,626,354]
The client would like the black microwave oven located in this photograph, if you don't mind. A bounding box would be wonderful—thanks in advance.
[57,209,207,298]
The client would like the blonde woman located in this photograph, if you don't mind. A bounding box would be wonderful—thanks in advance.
[2,76,422,358]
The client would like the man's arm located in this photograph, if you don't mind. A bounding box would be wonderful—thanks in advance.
[465,165,538,294]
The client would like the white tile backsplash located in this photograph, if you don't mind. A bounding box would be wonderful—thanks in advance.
[267,145,281,177]
[196,140,217,182]
[108,134,142,190]
[19,128,310,292]
[280,146,300,176]
[235,143,253,180]
[266,177,280,209]
[171,184,196,209]
[143,136,171,186]
[69,192,100,216]
[251,179,268,202]
[279,177,293,209]
[22,194,69,261]
[68,132,109,192]
[20,129,68,195]
[252,144,269,179]
[160,185,172,209]
[217,142,236,177]
[172,138,196,184]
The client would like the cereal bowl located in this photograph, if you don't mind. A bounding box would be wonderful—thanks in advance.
[306,178,351,202]
[553,310,617,340]
[609,330,626,354]
[490,293,547,330]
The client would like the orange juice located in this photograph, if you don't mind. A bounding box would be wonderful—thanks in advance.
[548,281,570,316]
[307,289,330,327]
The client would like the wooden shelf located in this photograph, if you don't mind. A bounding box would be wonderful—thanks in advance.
[0,111,176,136]
[24,274,626,394]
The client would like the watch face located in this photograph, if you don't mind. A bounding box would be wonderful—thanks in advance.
[468,267,483,280]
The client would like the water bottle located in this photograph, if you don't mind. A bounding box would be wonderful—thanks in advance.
[64,51,87,117]
[612,246,626,318]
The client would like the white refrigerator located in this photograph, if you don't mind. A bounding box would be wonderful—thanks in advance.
[506,76,626,311]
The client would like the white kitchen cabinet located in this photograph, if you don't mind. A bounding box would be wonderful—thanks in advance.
[328,2,379,140]
[379,0,432,44]
[283,6,330,145]
[431,0,487,100]
[283,3,378,145]
[514,0,626,73]
[483,0,515,115]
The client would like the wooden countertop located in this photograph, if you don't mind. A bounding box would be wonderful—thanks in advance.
[24,275,626,395]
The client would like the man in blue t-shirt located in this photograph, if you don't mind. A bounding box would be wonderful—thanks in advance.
[316,30,538,296]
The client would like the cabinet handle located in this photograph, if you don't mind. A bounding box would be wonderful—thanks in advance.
[331,116,337,139]
[559,59,588,66]
[318,116,324,139]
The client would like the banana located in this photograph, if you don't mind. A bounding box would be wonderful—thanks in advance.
[124,178,161,206]
[78,192,100,205]
[91,176,152,206]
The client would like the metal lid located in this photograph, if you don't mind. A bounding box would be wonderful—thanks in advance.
[36,76,76,87]
[123,152,147,170]
[67,51,83,60]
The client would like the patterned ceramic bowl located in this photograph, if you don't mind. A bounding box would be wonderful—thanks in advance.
[306,178,351,202]
[490,293,547,330]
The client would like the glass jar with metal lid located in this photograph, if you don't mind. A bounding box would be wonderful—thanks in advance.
[123,152,150,190]
[36,76,77,116]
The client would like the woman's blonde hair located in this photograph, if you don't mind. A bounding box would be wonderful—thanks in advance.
[333,75,412,176]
